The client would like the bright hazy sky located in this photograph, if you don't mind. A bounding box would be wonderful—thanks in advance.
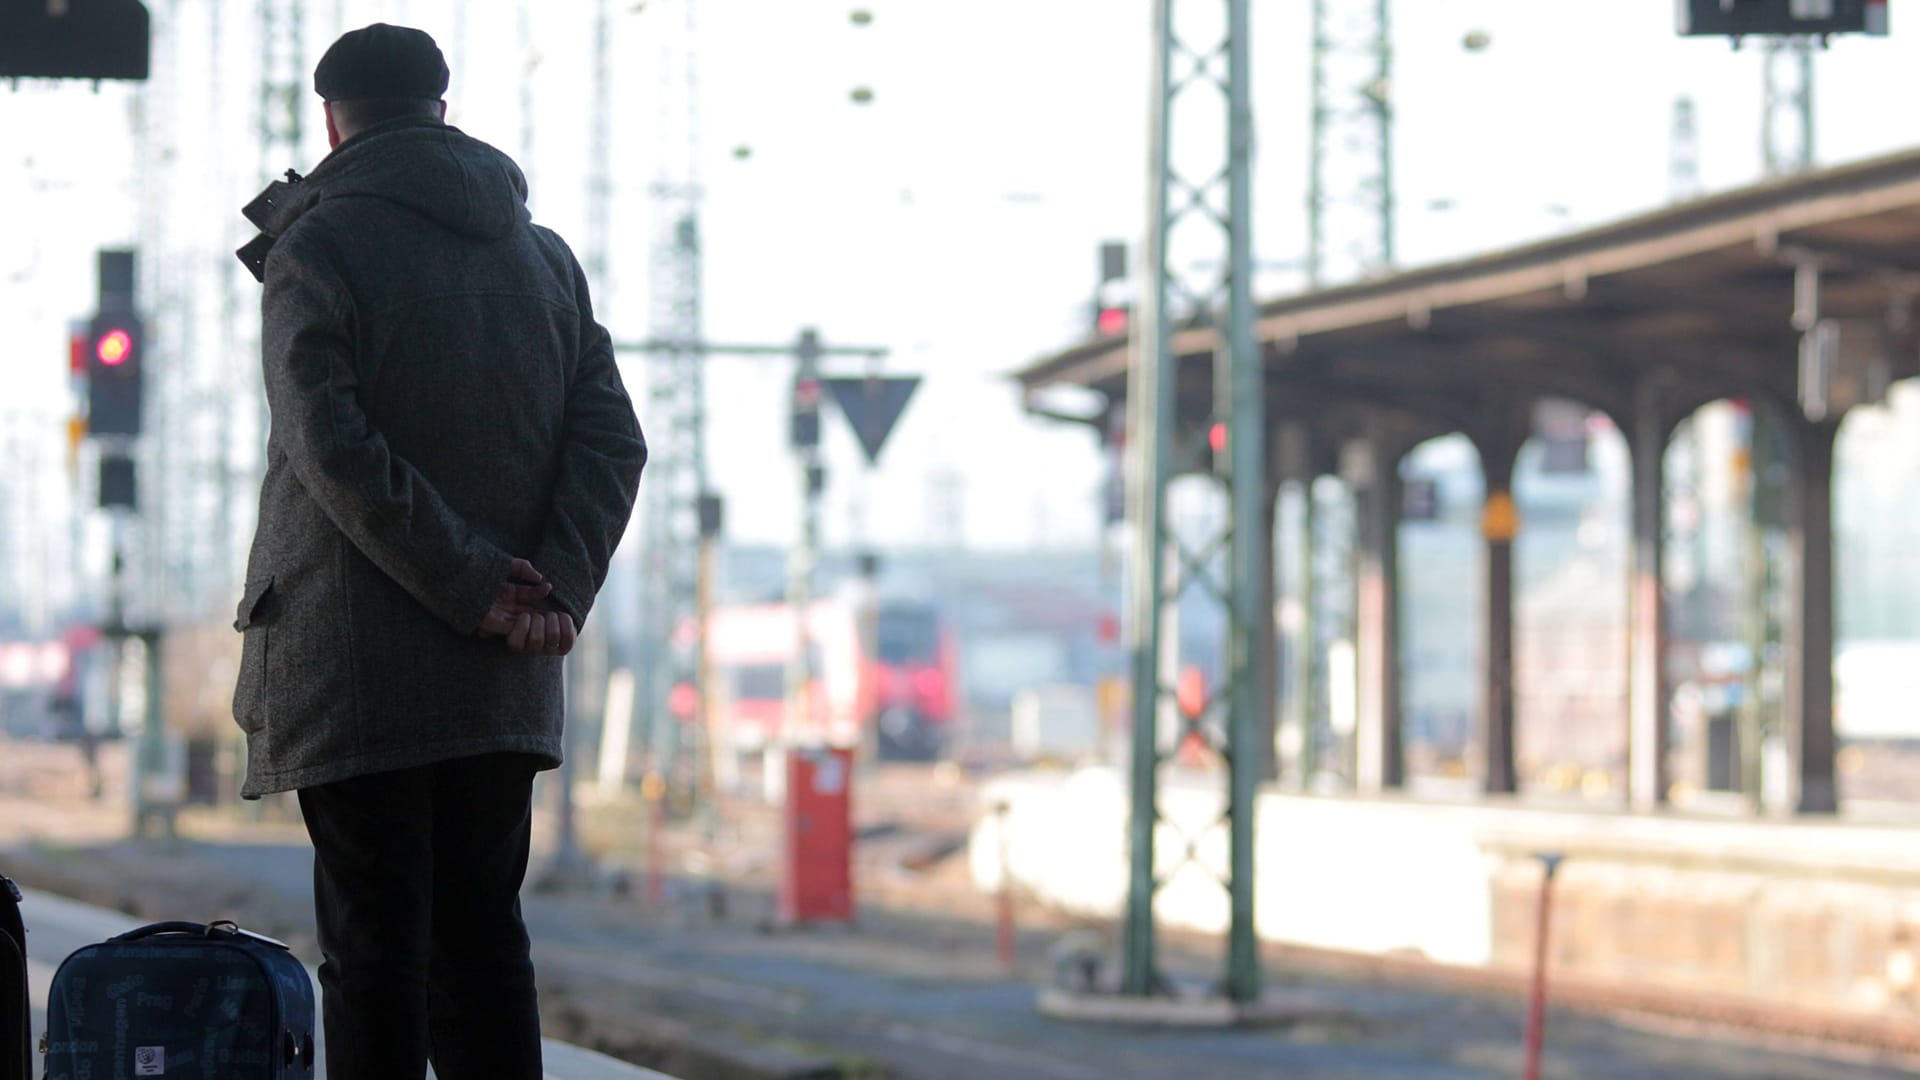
[5,0,1920,573]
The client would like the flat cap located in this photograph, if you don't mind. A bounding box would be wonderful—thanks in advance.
[313,23,448,102]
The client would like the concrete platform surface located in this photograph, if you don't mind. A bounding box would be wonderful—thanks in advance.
[973,767,1920,1022]
[19,887,670,1080]
[8,748,1920,1080]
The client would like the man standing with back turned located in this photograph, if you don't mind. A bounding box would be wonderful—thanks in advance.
[231,24,645,1078]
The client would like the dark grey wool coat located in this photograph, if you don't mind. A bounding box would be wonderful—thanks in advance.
[232,117,645,797]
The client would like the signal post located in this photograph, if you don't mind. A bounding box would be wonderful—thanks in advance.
[74,249,173,839]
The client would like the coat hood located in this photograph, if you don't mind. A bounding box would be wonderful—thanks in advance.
[237,118,530,281]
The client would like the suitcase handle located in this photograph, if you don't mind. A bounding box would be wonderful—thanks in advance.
[110,920,292,951]
[110,920,228,942]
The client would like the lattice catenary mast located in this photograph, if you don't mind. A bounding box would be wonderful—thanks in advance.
[1307,0,1393,285]
[1762,37,1815,176]
[1120,0,1264,1005]
[638,0,711,797]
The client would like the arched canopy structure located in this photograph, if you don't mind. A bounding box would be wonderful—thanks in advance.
[1019,148,1920,814]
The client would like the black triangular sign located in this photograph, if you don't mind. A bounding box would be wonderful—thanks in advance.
[824,375,920,465]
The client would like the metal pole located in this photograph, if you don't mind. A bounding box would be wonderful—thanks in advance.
[517,0,537,185]
[1799,43,1815,170]
[110,521,138,832]
[640,0,712,815]
[1123,0,1261,1003]
[1485,524,1518,794]
[1374,0,1395,271]
[1521,853,1565,1080]
[586,0,611,291]
[1763,38,1815,176]
[796,474,819,750]
[1355,449,1386,793]
[1481,433,1521,796]
[856,553,881,770]
[696,528,722,807]
[693,511,731,916]
[784,332,824,801]
[1297,483,1319,790]
[1254,485,1280,783]
[1306,0,1327,287]
[1785,420,1840,815]
[1221,0,1262,1002]
[1741,411,1768,809]
[141,630,171,839]
[545,676,593,888]
[1121,0,1178,999]
[1627,381,1670,812]
[1307,0,1393,284]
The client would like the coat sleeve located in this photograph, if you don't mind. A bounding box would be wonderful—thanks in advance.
[261,234,515,635]
[530,248,646,628]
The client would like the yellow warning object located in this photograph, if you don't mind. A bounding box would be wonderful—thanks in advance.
[1482,490,1521,542]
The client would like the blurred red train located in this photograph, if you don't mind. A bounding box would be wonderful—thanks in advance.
[701,598,955,761]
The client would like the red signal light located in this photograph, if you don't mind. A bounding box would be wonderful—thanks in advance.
[1209,422,1227,454]
[1096,307,1129,337]
[96,329,133,367]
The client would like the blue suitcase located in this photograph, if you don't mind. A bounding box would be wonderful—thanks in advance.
[2,875,26,1080]
[42,920,315,1079]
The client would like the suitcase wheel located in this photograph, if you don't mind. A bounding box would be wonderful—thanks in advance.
[284,1029,315,1068]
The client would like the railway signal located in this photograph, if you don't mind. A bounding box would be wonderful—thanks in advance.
[85,311,144,437]
[1677,0,1888,38]
[82,250,146,439]
[0,0,151,81]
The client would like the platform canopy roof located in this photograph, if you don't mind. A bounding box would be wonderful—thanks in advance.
[1017,148,1920,445]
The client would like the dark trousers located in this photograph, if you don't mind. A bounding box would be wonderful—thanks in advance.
[298,753,544,1080]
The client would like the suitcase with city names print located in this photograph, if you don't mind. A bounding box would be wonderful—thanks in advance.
[41,920,315,1080]
[2,874,26,1080]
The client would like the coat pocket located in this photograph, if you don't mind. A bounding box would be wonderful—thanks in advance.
[232,575,275,735]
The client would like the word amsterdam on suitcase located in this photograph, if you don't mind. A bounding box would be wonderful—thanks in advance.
[42,920,315,1079]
